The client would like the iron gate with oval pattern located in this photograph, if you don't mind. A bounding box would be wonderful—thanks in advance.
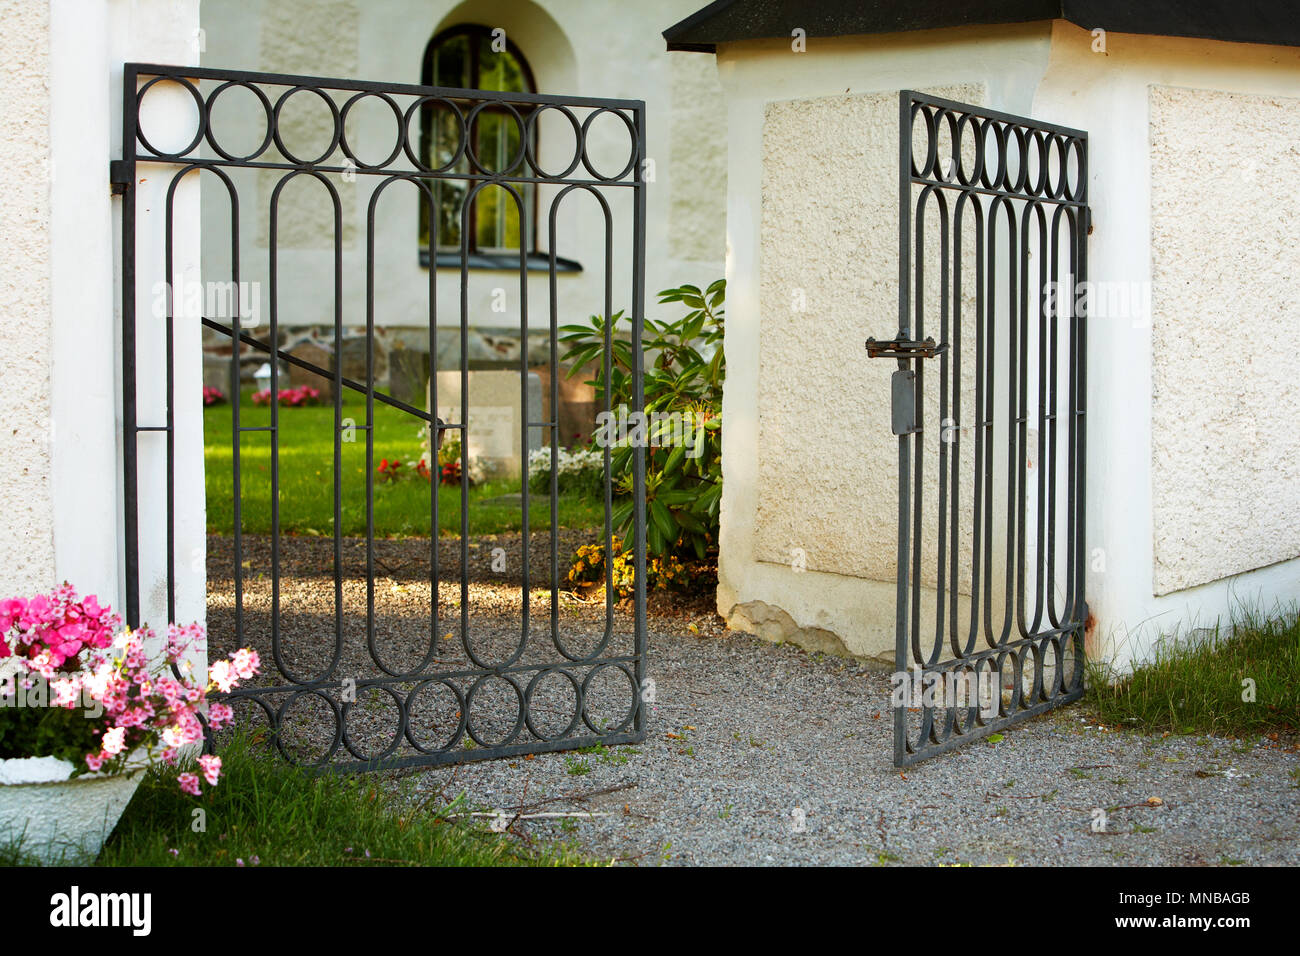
[117,63,648,771]
[868,91,1090,766]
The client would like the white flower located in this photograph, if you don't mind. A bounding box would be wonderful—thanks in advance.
[101,726,127,756]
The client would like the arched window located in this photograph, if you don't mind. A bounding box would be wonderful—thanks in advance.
[419,24,538,260]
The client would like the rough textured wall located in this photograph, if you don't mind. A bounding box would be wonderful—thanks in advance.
[1149,85,1300,594]
[0,0,55,592]
[668,53,727,265]
[755,85,984,586]
[256,0,359,249]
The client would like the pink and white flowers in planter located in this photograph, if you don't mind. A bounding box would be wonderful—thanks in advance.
[0,585,258,861]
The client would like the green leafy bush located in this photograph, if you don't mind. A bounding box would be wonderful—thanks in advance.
[559,280,724,562]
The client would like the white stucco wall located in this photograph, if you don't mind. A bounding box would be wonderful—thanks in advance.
[0,0,56,596]
[717,21,1300,670]
[715,25,1054,664]
[0,0,204,650]
[1032,22,1300,669]
[1148,84,1300,595]
[112,1,207,634]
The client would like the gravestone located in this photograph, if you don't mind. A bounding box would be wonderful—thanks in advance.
[388,343,429,406]
[337,333,388,387]
[287,339,334,400]
[430,369,543,481]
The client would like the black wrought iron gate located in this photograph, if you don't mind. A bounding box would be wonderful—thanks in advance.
[118,63,647,771]
[868,92,1089,765]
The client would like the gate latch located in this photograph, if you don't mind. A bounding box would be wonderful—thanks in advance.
[866,335,944,436]
[864,335,946,360]
[889,369,917,435]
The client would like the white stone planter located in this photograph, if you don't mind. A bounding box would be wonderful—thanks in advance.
[0,757,143,864]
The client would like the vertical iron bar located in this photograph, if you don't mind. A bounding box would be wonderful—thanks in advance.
[547,196,560,648]
[1075,201,1089,629]
[426,182,439,665]
[268,177,281,670]
[459,194,471,663]
[518,187,531,658]
[164,171,178,625]
[1000,199,1018,647]
[365,175,377,669]
[332,179,345,683]
[121,66,140,628]
[631,103,648,738]
[894,91,913,765]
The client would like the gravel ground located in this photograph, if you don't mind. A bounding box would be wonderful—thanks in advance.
[207,534,1300,866]
[392,629,1300,867]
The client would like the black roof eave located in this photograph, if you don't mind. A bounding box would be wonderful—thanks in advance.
[664,1,1300,53]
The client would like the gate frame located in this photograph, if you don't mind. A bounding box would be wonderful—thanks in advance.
[116,62,649,772]
[870,91,1090,766]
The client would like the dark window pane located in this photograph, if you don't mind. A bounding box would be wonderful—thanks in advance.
[477,35,529,92]
[432,34,469,89]
[421,27,536,254]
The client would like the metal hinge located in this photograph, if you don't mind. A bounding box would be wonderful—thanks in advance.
[864,335,946,360]
[110,160,130,196]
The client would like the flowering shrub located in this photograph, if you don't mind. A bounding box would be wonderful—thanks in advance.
[567,538,701,597]
[560,281,725,564]
[201,386,227,407]
[527,446,604,499]
[0,586,258,795]
[384,431,499,487]
[251,385,321,407]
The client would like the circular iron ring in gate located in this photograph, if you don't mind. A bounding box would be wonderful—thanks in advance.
[135,75,206,160]
[579,107,638,182]
[404,679,468,754]
[339,90,406,170]
[524,104,583,179]
[464,100,527,177]
[909,103,938,179]
[524,668,583,741]
[204,80,275,162]
[271,85,343,167]
[401,96,468,172]
[464,674,526,749]
[580,663,638,736]
[930,661,986,740]
[274,689,343,769]
[1015,640,1047,710]
[340,683,406,763]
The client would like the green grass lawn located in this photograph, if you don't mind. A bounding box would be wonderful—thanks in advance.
[1087,608,1300,737]
[67,738,586,867]
[204,391,601,537]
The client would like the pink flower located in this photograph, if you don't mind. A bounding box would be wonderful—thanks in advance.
[207,702,234,730]
[101,726,127,756]
[198,754,222,786]
[177,772,201,796]
[85,752,106,772]
[0,597,28,633]
[162,723,193,748]
[231,648,260,680]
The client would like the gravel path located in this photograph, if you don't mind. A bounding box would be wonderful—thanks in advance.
[392,627,1300,867]
[206,534,1300,865]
